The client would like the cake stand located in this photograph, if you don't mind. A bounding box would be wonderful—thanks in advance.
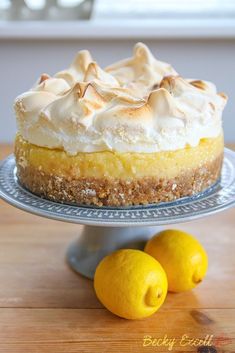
[1,148,235,279]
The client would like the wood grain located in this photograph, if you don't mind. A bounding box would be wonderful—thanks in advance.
[0,308,234,351]
[0,144,235,353]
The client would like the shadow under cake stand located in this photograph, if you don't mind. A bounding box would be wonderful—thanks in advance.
[1,148,235,279]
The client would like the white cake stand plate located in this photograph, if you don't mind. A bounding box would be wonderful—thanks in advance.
[1,148,235,279]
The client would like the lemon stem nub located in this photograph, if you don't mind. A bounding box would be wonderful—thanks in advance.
[145,286,163,307]
[193,271,202,284]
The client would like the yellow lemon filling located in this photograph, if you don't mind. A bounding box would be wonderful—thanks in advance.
[15,133,223,180]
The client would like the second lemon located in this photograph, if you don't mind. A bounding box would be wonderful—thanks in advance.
[144,229,208,292]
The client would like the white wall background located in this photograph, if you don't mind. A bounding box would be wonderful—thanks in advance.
[1,38,234,143]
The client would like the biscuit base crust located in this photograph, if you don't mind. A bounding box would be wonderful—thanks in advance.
[16,155,223,207]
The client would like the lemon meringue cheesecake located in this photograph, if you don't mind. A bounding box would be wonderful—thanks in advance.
[14,43,227,207]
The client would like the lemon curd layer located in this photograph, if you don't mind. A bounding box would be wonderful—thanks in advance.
[15,133,223,180]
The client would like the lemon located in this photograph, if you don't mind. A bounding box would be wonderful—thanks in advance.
[144,229,208,293]
[94,249,168,320]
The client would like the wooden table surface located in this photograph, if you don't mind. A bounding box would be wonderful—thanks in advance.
[0,144,234,353]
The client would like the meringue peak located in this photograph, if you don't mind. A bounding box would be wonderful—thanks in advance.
[55,50,93,86]
[106,42,178,97]
[84,62,119,86]
[72,49,93,73]
[148,87,184,118]
[133,42,154,64]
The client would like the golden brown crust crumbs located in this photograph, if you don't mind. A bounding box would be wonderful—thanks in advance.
[16,154,223,207]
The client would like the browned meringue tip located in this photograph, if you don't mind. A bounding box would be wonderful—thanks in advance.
[218,92,228,101]
[38,73,50,84]
[189,79,208,90]
[147,87,187,119]
[160,75,206,97]
[190,81,228,101]
[69,82,87,98]
[84,62,99,79]
[68,82,104,110]
[189,79,218,94]
[83,61,120,89]
[147,87,174,111]
[82,82,99,97]
[73,82,107,106]
[159,75,179,93]
[81,83,108,108]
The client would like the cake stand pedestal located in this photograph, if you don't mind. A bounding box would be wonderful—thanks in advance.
[67,225,159,278]
[0,149,235,279]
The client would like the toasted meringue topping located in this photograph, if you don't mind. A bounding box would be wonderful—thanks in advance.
[106,42,178,97]
[14,43,227,154]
